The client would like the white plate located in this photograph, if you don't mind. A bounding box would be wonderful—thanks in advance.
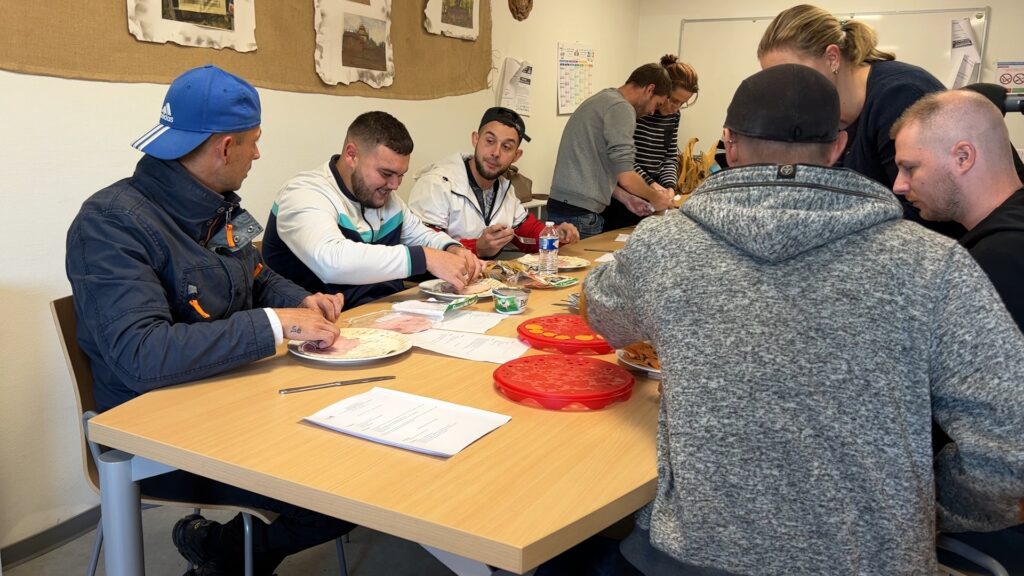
[517,254,590,270]
[288,328,411,364]
[615,349,662,380]
[418,278,504,300]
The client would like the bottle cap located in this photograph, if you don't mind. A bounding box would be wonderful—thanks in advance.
[545,221,554,226]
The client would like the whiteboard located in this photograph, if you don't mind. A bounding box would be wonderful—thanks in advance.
[676,8,990,154]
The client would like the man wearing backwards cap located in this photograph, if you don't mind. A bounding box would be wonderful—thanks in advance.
[407,106,579,257]
[66,65,352,575]
[580,64,1024,575]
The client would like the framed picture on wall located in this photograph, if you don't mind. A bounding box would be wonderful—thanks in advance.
[315,0,395,87]
[126,0,257,52]
[423,0,479,41]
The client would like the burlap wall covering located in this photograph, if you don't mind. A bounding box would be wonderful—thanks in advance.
[0,1,491,99]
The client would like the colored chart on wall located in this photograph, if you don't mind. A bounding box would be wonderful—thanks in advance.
[557,42,594,115]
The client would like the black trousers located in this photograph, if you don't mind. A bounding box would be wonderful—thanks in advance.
[141,470,354,575]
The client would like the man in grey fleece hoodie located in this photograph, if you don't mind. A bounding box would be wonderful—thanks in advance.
[582,64,1024,575]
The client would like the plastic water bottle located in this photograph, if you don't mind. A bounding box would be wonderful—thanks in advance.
[538,221,559,275]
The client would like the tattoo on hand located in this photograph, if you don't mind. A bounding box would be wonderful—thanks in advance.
[290,326,301,334]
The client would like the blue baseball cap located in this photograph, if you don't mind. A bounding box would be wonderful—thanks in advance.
[131,65,261,160]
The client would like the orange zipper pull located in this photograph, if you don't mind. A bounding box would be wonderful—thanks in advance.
[189,299,211,319]
[253,262,264,278]
[226,223,236,248]
[187,285,211,319]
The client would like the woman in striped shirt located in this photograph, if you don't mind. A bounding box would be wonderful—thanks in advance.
[603,54,699,230]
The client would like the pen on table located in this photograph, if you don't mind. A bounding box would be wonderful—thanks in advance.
[583,248,614,253]
[279,375,395,395]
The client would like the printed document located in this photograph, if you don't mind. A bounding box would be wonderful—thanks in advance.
[306,387,510,457]
[407,329,528,364]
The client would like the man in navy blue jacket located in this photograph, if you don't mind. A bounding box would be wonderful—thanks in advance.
[66,65,351,576]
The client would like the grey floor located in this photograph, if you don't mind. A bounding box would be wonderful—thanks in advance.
[5,505,457,576]
[7,504,1023,575]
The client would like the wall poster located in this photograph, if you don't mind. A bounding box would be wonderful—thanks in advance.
[557,42,594,115]
[315,0,394,88]
[127,0,257,52]
[423,0,479,41]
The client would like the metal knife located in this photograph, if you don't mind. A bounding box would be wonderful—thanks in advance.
[278,375,396,395]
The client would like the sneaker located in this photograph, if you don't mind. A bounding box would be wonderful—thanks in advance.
[172,514,221,567]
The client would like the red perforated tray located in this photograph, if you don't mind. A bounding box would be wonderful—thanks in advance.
[516,314,613,355]
[493,354,634,410]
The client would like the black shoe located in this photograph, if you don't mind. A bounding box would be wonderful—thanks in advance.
[199,559,234,576]
[172,514,222,567]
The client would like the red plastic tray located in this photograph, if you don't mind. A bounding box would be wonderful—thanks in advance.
[517,314,613,355]
[493,354,634,410]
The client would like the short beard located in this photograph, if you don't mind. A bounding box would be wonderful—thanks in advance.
[351,169,387,208]
[925,168,964,223]
[474,154,508,182]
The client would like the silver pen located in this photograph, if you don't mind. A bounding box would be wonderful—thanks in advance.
[278,375,396,395]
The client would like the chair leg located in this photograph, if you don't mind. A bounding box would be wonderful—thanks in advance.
[86,520,103,576]
[242,512,254,576]
[335,537,349,576]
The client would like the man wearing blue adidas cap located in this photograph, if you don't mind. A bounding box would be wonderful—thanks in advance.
[66,65,352,575]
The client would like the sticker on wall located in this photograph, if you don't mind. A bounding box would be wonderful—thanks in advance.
[315,0,394,87]
[126,0,257,52]
[423,0,479,41]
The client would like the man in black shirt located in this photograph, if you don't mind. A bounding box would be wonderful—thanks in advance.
[892,87,1024,573]
[892,89,1024,326]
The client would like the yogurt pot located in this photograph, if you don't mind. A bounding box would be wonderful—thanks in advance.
[493,287,529,314]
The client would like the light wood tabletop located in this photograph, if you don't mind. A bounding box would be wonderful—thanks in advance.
[89,228,657,574]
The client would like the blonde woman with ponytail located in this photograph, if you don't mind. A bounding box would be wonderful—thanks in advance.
[758,5,961,236]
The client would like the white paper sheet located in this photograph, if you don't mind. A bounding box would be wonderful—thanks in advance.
[498,57,533,116]
[614,234,630,242]
[948,18,981,88]
[407,329,528,364]
[305,387,510,457]
[595,252,616,263]
[435,310,506,334]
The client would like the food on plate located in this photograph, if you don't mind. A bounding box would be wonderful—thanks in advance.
[437,277,505,295]
[517,254,589,269]
[371,314,434,334]
[300,337,360,356]
[622,342,660,370]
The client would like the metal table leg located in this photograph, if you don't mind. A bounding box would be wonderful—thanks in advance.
[98,450,145,576]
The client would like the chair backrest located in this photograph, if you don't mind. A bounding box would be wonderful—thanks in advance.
[50,295,101,494]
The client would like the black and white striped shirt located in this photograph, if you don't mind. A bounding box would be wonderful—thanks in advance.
[633,110,680,188]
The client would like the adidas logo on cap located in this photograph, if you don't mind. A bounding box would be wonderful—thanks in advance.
[160,103,173,124]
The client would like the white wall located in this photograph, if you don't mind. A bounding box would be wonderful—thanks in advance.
[0,0,642,549]
[637,0,1024,149]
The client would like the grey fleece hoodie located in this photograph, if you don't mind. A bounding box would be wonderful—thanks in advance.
[584,164,1024,575]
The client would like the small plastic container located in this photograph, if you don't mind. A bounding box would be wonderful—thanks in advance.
[493,287,529,314]
[493,354,634,410]
[517,314,613,355]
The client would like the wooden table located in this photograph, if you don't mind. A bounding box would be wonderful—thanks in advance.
[89,228,657,575]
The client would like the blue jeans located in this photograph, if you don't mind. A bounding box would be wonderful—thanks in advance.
[547,208,605,240]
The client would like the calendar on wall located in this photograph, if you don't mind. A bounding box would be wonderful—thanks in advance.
[557,42,594,115]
